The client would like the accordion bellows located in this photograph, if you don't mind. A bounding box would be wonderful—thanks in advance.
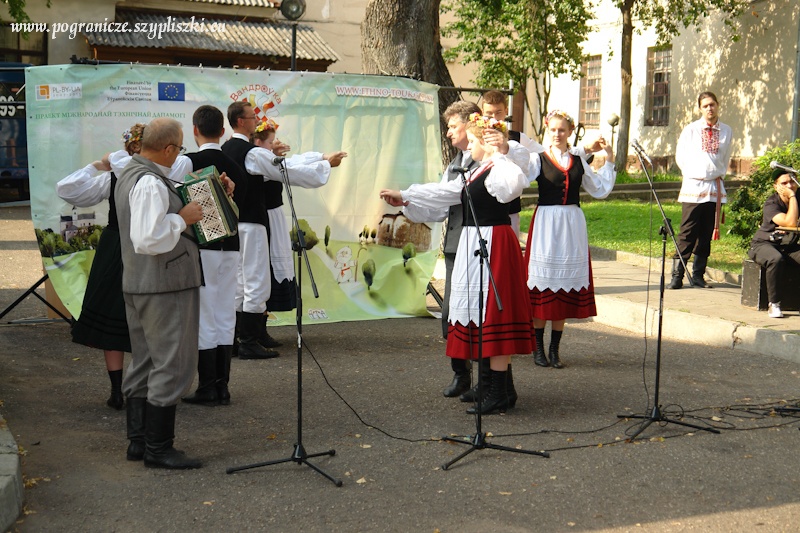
[178,166,239,244]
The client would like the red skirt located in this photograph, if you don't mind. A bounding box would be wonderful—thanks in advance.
[446,226,534,359]
[528,259,597,321]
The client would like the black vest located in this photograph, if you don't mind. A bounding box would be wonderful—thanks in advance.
[221,138,269,227]
[537,152,583,206]
[460,164,511,227]
[107,174,119,230]
[186,149,247,251]
[443,151,478,254]
[506,130,522,215]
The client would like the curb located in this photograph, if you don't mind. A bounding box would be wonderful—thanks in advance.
[0,414,23,532]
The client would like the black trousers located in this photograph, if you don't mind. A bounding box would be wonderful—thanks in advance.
[748,241,800,304]
[673,202,717,261]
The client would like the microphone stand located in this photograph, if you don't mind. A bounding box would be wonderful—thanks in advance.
[227,159,342,486]
[441,166,549,469]
[617,144,719,440]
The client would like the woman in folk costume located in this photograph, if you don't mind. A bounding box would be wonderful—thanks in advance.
[381,113,533,414]
[526,110,615,368]
[56,124,145,410]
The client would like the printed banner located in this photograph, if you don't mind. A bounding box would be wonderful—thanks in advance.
[25,64,443,325]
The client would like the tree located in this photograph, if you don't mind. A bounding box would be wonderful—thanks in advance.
[442,0,592,141]
[289,219,319,250]
[401,242,416,267]
[1,0,51,23]
[362,259,377,290]
[361,0,460,159]
[613,0,748,171]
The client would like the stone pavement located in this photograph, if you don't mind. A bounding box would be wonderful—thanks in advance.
[2,205,800,530]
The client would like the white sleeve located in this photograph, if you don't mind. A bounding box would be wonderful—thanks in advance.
[484,155,527,203]
[401,178,463,212]
[506,140,534,178]
[128,174,187,255]
[56,164,111,207]
[581,160,616,199]
[401,169,451,222]
[518,132,544,154]
[169,155,194,183]
[246,148,331,188]
[108,149,132,176]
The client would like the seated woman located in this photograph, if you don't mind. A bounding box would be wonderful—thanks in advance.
[380,113,533,414]
[747,168,800,319]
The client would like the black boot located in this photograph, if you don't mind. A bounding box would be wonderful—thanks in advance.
[668,258,685,290]
[459,362,491,403]
[232,312,241,358]
[216,345,232,406]
[238,312,279,359]
[182,349,219,405]
[533,327,549,367]
[143,403,202,469]
[258,313,282,349]
[466,369,509,415]
[126,397,146,461]
[691,255,712,288]
[549,329,564,368]
[507,364,517,409]
[443,358,470,397]
[107,369,124,410]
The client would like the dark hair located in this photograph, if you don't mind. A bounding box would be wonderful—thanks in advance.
[443,100,481,124]
[193,105,224,138]
[227,101,252,129]
[697,91,718,107]
[123,123,146,155]
[481,90,508,108]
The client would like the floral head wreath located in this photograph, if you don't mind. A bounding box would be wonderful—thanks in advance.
[122,128,143,144]
[545,110,575,127]
[468,112,508,133]
[255,118,279,133]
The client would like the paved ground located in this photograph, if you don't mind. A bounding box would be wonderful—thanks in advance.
[2,205,800,532]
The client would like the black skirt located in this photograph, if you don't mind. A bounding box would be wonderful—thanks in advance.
[71,226,131,352]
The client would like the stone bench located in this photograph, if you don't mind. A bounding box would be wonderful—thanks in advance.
[740,259,800,311]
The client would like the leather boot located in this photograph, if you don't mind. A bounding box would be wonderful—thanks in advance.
[258,313,282,349]
[507,364,517,408]
[443,370,471,398]
[182,349,219,405]
[549,344,563,369]
[232,312,241,358]
[215,345,232,405]
[143,403,202,469]
[668,258,684,290]
[533,327,548,366]
[691,255,712,288]
[466,369,509,415]
[126,397,146,461]
[459,362,491,403]
[238,312,279,359]
[107,369,124,410]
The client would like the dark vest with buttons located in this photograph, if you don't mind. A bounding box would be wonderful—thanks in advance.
[507,130,522,215]
[221,137,269,228]
[186,149,247,251]
[443,151,478,254]
[537,152,583,206]
[461,163,511,227]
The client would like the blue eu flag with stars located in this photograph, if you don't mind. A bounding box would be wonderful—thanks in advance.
[158,82,185,101]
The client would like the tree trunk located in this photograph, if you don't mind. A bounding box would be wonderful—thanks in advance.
[361,0,457,160]
[615,0,635,172]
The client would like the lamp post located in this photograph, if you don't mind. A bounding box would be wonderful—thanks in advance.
[280,0,306,72]
[607,113,620,149]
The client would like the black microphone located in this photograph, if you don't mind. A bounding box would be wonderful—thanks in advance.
[631,139,652,165]
[770,160,799,174]
[272,156,285,166]
[451,166,470,175]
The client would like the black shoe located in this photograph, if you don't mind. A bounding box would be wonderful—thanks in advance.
[507,365,517,409]
[459,364,491,403]
[182,349,219,405]
[443,372,471,398]
[533,345,549,367]
[466,370,509,415]
[238,312,280,359]
[181,387,219,406]
[126,397,146,461]
[143,403,202,470]
[549,344,563,369]
[107,390,124,410]
[216,345,232,406]
[668,258,684,290]
[238,342,280,359]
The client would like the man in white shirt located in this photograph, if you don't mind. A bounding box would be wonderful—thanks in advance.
[670,91,733,289]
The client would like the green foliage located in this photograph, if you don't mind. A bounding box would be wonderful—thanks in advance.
[401,242,417,266]
[2,0,51,24]
[362,259,376,290]
[728,140,800,245]
[441,0,592,140]
[626,0,748,45]
[324,225,331,249]
[290,219,319,250]
[35,228,75,257]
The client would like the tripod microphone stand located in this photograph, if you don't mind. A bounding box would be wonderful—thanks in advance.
[617,143,719,440]
[227,159,341,486]
[441,166,549,469]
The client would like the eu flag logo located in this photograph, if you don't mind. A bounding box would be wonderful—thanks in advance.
[158,82,185,101]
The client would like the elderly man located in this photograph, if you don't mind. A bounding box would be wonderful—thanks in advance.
[115,117,204,469]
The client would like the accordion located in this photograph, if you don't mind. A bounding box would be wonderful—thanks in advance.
[177,166,239,245]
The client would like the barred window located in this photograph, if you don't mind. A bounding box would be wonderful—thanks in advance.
[646,47,671,126]
[579,55,602,128]
[0,25,47,65]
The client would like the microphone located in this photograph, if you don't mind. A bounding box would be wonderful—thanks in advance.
[272,156,285,166]
[452,166,470,175]
[770,160,799,174]
[631,139,652,165]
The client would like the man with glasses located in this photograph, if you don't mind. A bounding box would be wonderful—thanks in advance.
[747,168,800,318]
[115,117,205,469]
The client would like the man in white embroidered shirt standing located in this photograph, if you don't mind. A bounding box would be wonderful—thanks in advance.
[669,91,733,289]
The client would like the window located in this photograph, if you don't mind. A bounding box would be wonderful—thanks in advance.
[0,25,46,65]
[579,55,602,128]
[646,46,671,126]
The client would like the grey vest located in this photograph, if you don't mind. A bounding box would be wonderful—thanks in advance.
[115,154,202,294]
[442,151,478,254]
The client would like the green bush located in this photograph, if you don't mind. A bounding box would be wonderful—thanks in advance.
[728,140,800,245]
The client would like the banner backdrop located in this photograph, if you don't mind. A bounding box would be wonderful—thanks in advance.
[25,64,443,325]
